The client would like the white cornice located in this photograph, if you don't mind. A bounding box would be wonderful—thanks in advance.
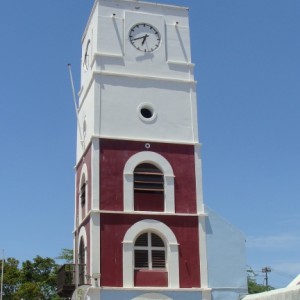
[91,286,211,292]
[101,0,188,12]
[92,69,197,84]
[74,210,208,233]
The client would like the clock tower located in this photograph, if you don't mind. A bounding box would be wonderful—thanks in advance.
[70,1,248,300]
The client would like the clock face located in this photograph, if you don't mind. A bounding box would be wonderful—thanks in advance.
[129,23,161,52]
[83,40,90,70]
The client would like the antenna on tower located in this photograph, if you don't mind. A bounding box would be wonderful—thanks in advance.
[67,64,85,150]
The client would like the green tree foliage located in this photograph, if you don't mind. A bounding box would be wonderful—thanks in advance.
[1,258,20,298]
[248,276,273,294]
[247,267,274,294]
[1,255,62,300]
[56,248,73,264]
[14,282,44,300]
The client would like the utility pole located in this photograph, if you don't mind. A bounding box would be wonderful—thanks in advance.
[0,250,4,300]
[262,266,272,287]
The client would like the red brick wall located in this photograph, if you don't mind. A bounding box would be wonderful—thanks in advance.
[99,139,197,213]
[100,213,201,288]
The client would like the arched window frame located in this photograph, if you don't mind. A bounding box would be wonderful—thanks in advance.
[78,238,86,285]
[122,219,179,288]
[132,293,173,300]
[123,151,175,213]
[77,226,87,285]
[79,164,88,222]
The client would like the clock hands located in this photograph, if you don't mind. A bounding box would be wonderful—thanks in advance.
[129,23,161,52]
[132,34,149,44]
[142,34,149,45]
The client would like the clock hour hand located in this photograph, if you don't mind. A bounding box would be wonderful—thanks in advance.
[132,34,148,42]
[132,36,144,41]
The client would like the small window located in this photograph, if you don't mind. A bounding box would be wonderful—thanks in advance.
[134,163,164,193]
[78,238,86,286]
[134,232,166,270]
[134,163,164,211]
[80,182,86,206]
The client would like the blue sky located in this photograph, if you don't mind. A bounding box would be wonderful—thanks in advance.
[0,0,299,289]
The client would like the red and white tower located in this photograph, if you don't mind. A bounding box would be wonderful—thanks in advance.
[71,1,247,300]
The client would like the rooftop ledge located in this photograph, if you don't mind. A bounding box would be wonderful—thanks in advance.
[82,0,189,42]
[88,286,211,292]
[73,210,208,232]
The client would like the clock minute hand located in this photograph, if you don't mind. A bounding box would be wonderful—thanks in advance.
[142,34,149,46]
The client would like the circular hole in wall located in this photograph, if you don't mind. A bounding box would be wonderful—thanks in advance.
[138,104,157,123]
[141,107,153,119]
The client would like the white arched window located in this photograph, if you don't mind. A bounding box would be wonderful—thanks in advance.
[79,164,88,222]
[78,238,86,285]
[77,226,87,286]
[123,152,175,213]
[134,232,166,270]
[123,219,179,288]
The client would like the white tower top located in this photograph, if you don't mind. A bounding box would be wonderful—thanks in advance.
[76,0,198,161]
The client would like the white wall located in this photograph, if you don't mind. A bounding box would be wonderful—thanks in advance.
[205,206,248,295]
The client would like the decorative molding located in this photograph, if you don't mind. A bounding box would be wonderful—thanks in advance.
[74,210,208,230]
[94,51,124,59]
[92,70,197,85]
[167,60,195,67]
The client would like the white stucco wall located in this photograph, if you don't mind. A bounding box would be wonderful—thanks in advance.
[205,206,248,298]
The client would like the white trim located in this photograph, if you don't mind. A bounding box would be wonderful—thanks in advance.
[93,286,210,291]
[89,213,100,283]
[122,219,179,288]
[202,290,212,300]
[78,226,87,255]
[198,216,209,289]
[90,139,101,282]
[194,144,204,214]
[190,86,199,142]
[76,210,207,223]
[194,144,209,288]
[123,151,175,213]
[92,70,197,85]
[91,139,100,210]
[94,51,123,59]
[167,60,195,67]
